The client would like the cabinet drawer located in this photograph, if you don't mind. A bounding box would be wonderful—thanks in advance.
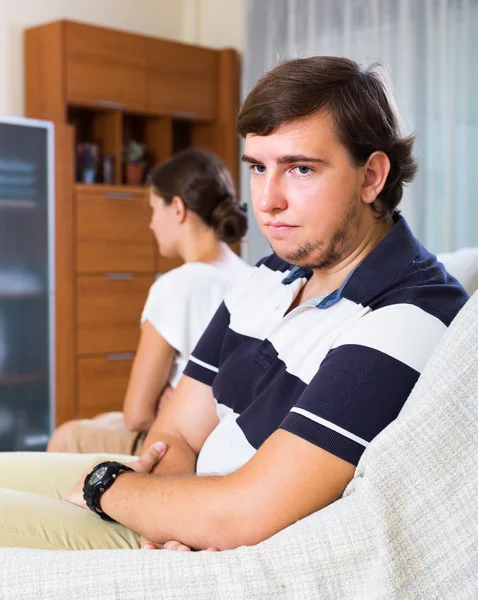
[146,39,217,120]
[76,187,155,273]
[77,354,133,417]
[76,275,153,355]
[65,22,146,111]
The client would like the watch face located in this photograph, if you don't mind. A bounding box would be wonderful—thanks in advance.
[88,465,108,486]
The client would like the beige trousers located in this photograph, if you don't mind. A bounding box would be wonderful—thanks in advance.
[64,412,146,456]
[0,452,141,550]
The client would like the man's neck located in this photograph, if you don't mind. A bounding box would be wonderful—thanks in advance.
[298,219,394,305]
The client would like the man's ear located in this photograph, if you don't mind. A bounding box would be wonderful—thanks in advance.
[171,195,187,223]
[361,151,391,205]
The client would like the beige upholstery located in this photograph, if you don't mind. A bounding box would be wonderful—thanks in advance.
[438,247,478,295]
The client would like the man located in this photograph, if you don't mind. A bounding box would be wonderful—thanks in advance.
[0,57,468,551]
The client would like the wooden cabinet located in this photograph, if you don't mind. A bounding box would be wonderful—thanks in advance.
[75,186,154,273]
[77,355,133,417]
[76,275,153,355]
[25,20,240,185]
[24,20,240,424]
[73,184,156,418]
[65,22,146,111]
[146,39,217,120]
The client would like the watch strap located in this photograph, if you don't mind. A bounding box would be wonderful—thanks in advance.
[83,461,134,522]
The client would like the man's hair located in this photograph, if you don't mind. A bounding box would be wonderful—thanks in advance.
[237,56,417,220]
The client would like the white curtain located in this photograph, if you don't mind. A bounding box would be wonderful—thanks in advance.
[241,0,478,263]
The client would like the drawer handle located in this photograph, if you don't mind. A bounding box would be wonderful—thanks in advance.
[106,352,134,361]
[106,273,133,280]
[172,110,198,120]
[95,100,124,110]
[105,192,134,200]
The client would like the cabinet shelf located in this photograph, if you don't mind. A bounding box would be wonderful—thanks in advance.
[75,183,145,194]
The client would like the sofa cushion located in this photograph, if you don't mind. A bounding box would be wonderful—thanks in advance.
[438,247,478,295]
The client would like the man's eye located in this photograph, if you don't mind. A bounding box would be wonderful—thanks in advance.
[293,166,312,176]
[251,165,266,174]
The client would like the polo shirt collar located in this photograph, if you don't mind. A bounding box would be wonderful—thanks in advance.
[280,214,421,309]
[342,213,421,306]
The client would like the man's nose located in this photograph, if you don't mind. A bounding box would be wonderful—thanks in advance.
[256,175,287,213]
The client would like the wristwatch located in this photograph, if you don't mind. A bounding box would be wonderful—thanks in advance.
[83,461,134,521]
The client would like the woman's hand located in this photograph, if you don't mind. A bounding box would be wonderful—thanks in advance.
[64,441,167,510]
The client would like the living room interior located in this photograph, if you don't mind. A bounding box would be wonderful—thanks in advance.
[0,0,476,598]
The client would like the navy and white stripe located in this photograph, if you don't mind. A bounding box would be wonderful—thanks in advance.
[184,215,469,474]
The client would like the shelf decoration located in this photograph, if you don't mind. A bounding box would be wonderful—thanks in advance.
[76,142,99,184]
[123,140,146,186]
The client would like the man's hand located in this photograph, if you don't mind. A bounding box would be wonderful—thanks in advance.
[64,441,167,510]
[140,537,219,552]
[63,442,216,550]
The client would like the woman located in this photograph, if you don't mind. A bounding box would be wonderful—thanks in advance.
[48,149,250,456]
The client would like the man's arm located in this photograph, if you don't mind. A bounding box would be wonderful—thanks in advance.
[140,375,219,476]
[98,299,434,550]
[99,428,355,551]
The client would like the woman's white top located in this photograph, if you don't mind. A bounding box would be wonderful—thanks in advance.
[141,252,251,388]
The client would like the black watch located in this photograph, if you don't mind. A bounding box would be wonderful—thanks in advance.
[83,461,134,522]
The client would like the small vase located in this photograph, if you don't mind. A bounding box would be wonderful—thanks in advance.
[125,163,144,186]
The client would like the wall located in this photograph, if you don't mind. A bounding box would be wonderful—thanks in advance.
[182,0,245,53]
[0,0,245,116]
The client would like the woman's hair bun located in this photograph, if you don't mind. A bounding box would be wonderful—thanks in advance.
[211,197,247,244]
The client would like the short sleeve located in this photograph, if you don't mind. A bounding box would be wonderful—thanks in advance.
[141,264,230,360]
[183,301,231,387]
[280,343,419,465]
[279,302,447,465]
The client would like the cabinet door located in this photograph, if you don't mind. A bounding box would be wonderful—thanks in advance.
[77,355,132,417]
[65,22,146,112]
[76,186,155,273]
[76,275,153,355]
[146,39,217,120]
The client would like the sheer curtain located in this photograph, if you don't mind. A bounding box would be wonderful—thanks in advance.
[241,0,478,263]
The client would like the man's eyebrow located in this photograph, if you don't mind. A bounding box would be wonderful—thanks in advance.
[241,154,261,164]
[241,154,329,165]
[277,154,329,165]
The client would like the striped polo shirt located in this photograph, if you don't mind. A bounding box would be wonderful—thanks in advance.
[184,215,469,474]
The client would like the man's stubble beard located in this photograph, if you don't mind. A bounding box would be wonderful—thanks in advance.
[278,197,360,269]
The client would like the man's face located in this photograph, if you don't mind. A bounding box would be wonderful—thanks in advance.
[243,111,368,269]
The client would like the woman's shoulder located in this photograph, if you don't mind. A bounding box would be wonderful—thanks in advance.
[142,265,215,321]
[149,257,252,299]
[150,262,228,294]
[210,251,253,285]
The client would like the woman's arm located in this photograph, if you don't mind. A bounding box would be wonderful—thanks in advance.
[122,320,175,432]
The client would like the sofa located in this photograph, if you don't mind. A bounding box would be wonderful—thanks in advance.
[0,249,477,599]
